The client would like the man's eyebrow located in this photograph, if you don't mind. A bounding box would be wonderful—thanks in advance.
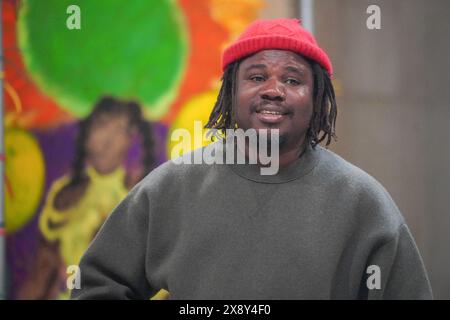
[244,64,267,72]
[243,64,308,76]
[284,65,306,76]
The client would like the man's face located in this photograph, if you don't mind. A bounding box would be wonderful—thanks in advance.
[235,49,314,151]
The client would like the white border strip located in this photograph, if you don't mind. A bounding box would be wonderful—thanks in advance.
[299,0,315,34]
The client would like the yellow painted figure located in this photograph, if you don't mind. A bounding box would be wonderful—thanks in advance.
[39,166,128,267]
[16,96,158,299]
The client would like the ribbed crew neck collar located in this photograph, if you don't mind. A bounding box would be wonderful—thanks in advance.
[226,141,321,184]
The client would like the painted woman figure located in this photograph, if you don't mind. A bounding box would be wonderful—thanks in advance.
[18,96,156,299]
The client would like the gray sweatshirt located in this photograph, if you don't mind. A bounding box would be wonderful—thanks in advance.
[71,142,433,299]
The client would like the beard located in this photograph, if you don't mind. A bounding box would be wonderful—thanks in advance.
[255,129,288,155]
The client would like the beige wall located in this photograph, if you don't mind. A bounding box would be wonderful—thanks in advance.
[261,0,450,299]
[259,0,298,19]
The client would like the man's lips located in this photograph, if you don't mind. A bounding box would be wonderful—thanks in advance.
[254,104,290,124]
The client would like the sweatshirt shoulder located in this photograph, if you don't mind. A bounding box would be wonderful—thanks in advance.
[137,147,213,193]
[316,146,386,190]
[315,146,379,187]
[315,146,405,226]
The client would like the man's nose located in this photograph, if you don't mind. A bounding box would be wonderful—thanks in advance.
[260,78,285,101]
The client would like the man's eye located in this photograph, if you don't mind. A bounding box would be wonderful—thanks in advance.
[250,75,265,82]
[286,78,300,85]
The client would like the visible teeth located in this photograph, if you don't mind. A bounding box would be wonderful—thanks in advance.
[260,110,282,115]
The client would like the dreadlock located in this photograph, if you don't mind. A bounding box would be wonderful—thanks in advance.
[205,57,337,148]
[68,96,155,188]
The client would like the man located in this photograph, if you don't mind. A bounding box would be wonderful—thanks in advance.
[71,18,432,299]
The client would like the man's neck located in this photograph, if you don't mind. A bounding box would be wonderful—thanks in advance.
[236,136,308,169]
[278,139,308,168]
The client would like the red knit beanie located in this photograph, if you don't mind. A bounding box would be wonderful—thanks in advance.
[221,18,333,77]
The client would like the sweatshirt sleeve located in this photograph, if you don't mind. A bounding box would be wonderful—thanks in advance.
[364,223,433,300]
[70,181,156,300]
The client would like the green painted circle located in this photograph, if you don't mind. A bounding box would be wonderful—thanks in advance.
[18,0,187,119]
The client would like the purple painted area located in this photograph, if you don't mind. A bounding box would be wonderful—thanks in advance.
[5,123,78,299]
[5,120,168,299]
[125,121,168,171]
[151,121,169,166]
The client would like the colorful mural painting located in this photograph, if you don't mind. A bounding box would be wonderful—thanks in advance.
[2,0,264,299]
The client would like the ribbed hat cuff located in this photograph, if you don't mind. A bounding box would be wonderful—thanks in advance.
[222,35,333,77]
